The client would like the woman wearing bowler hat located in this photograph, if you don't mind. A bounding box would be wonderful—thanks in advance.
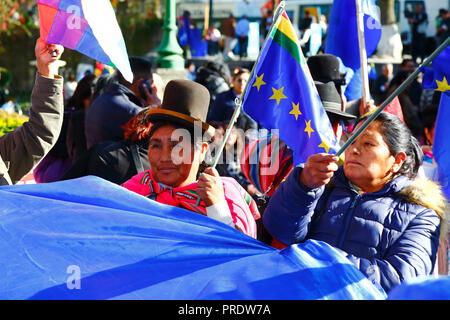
[122,79,260,238]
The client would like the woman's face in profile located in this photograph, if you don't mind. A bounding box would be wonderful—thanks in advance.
[343,121,398,193]
[148,124,203,187]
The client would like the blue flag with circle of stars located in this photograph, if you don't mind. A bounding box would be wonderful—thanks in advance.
[433,92,450,200]
[420,45,450,198]
[421,46,450,92]
[241,11,340,166]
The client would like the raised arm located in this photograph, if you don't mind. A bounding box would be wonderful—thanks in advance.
[0,39,64,184]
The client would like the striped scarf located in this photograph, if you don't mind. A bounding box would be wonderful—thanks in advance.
[122,170,260,238]
[140,171,208,215]
[241,134,294,197]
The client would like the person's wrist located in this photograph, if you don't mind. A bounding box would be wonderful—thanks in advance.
[299,170,312,189]
[203,196,219,207]
[37,66,54,78]
[37,62,57,78]
[204,192,226,207]
[203,198,214,207]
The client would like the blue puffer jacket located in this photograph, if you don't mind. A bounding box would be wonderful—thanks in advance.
[263,166,445,292]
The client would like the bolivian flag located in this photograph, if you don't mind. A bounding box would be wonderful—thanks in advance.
[242,10,340,166]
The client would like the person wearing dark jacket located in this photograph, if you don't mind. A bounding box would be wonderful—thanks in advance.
[263,112,446,293]
[85,57,160,149]
[60,139,150,185]
[34,74,99,183]
[61,108,151,185]
[65,73,106,165]
[387,70,423,140]
[207,67,257,133]
[195,60,231,114]
[408,3,428,63]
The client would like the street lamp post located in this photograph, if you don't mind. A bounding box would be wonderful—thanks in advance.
[209,0,213,27]
[157,0,184,69]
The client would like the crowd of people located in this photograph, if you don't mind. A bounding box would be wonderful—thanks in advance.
[178,2,449,64]
[1,4,449,297]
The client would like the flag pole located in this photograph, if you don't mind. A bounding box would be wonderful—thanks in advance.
[355,0,370,108]
[204,2,210,31]
[196,1,286,205]
[336,36,450,157]
[210,0,285,170]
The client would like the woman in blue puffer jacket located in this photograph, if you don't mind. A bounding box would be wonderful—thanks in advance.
[263,112,447,293]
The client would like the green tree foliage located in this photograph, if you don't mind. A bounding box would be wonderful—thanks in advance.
[0,0,163,95]
[0,109,28,137]
[115,0,163,55]
[0,0,37,82]
[0,1,37,47]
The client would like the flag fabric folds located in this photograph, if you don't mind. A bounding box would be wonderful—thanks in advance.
[188,28,208,57]
[37,0,133,83]
[0,176,386,300]
[240,134,293,197]
[242,11,340,166]
[387,276,450,300]
[421,46,450,92]
[433,93,450,198]
[421,46,450,198]
[177,13,207,57]
[325,0,381,101]
[381,96,404,123]
[364,96,404,123]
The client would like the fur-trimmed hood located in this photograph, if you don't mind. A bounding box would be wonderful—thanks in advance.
[398,177,448,239]
[333,168,448,239]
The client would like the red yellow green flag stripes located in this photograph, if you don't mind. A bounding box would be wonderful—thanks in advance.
[242,11,340,165]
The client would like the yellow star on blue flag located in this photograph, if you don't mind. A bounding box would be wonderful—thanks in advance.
[289,102,302,120]
[241,10,340,165]
[435,76,450,92]
[269,87,287,105]
[252,73,266,91]
[422,46,450,93]
[432,92,450,201]
[304,120,315,138]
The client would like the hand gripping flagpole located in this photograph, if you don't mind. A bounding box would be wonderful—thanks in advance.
[196,1,286,205]
[336,36,450,157]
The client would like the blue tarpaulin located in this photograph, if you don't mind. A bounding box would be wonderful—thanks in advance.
[0,176,385,300]
[388,276,450,300]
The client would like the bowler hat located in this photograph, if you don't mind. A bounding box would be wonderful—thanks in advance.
[315,81,356,120]
[307,54,345,85]
[146,79,215,138]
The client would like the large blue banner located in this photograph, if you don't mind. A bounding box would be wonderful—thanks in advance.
[0,176,385,300]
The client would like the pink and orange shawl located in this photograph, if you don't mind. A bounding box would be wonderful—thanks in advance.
[122,170,260,238]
